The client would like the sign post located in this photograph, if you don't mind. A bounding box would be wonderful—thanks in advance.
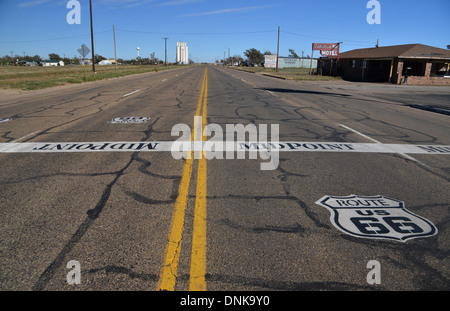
[77,44,90,80]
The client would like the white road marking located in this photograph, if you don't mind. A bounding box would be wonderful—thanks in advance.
[339,124,381,144]
[0,141,449,155]
[10,131,40,143]
[122,90,140,97]
[339,124,429,167]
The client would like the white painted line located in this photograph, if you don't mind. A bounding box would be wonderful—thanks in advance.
[339,124,381,144]
[339,124,429,167]
[10,131,40,143]
[0,141,449,155]
[108,117,150,124]
[123,89,140,97]
[162,79,168,82]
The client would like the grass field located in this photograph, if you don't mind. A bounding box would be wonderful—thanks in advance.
[0,64,180,91]
[228,66,343,81]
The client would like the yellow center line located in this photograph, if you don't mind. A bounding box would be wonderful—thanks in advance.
[189,70,208,291]
[157,66,208,291]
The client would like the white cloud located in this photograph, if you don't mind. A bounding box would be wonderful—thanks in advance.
[18,0,50,8]
[180,5,274,17]
[158,0,204,6]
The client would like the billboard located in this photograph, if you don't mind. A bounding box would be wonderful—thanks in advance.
[264,55,277,68]
[264,55,317,69]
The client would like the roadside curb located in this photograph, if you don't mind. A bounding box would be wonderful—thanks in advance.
[261,73,288,80]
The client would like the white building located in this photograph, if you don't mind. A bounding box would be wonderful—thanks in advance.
[98,60,113,65]
[43,60,65,67]
[176,42,189,65]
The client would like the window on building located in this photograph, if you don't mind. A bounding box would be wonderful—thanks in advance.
[350,60,356,68]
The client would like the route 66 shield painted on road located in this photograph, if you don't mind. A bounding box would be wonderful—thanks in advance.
[316,195,438,242]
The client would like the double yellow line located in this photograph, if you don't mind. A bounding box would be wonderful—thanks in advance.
[158,66,208,291]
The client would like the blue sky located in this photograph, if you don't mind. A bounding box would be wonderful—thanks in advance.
[0,0,449,63]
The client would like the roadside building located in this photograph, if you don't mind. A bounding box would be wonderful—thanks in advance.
[79,59,92,66]
[43,60,65,67]
[98,60,113,65]
[265,55,317,69]
[16,60,39,66]
[319,44,450,85]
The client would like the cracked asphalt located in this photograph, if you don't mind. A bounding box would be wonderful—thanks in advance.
[0,64,449,291]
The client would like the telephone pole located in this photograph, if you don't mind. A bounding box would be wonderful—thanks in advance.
[89,0,96,73]
[113,24,117,70]
[163,38,169,66]
[276,26,280,72]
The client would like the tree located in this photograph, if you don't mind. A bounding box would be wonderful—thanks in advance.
[94,54,106,64]
[150,52,158,65]
[225,55,243,66]
[72,56,80,65]
[447,45,450,50]
[288,49,299,58]
[48,53,61,60]
[264,50,273,55]
[244,48,264,66]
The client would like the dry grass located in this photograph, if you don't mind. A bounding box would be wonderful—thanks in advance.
[0,64,180,90]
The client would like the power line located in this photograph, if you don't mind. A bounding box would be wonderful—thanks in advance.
[115,29,276,36]
[281,30,376,45]
[1,28,374,46]
[0,30,110,44]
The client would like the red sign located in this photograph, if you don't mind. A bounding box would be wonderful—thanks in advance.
[312,43,340,59]
[312,43,337,51]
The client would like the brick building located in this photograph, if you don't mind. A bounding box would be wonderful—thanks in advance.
[319,44,450,85]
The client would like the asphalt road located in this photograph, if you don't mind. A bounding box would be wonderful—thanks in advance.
[0,64,449,292]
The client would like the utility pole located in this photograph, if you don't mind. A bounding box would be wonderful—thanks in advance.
[113,24,117,70]
[89,0,96,73]
[163,38,169,66]
[276,26,280,72]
